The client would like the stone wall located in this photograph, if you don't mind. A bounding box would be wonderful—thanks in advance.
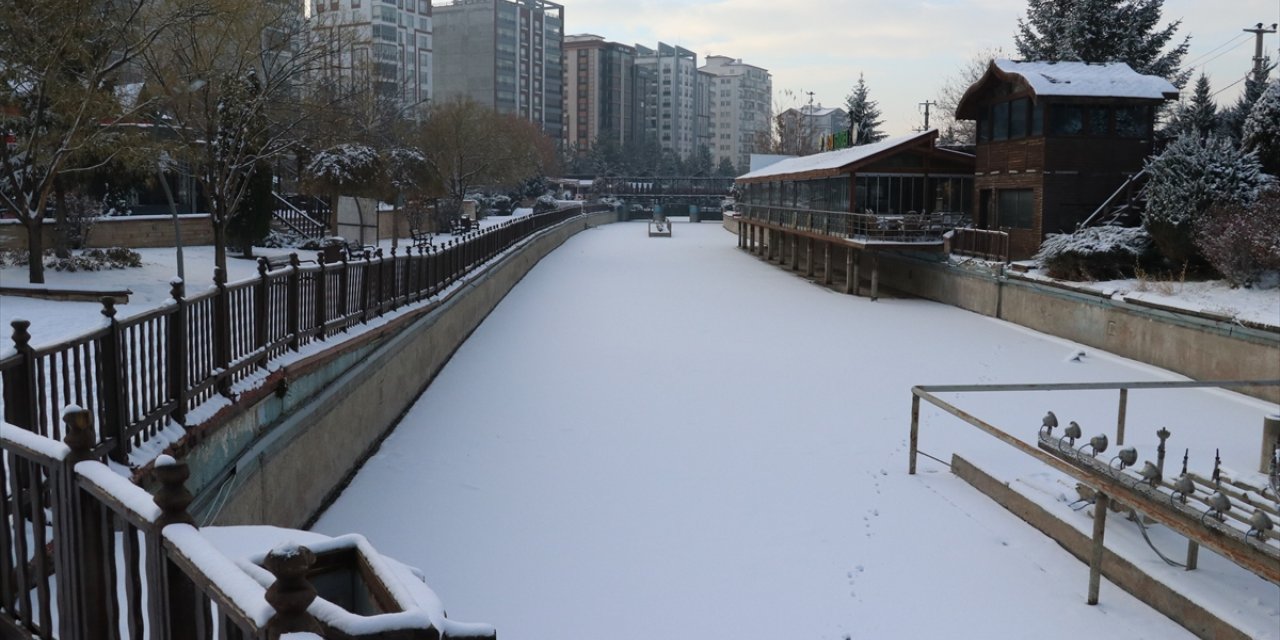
[0,215,216,251]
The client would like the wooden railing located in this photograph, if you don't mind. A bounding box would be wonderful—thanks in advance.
[271,193,328,240]
[2,408,495,639]
[0,205,602,464]
[949,227,1011,262]
[738,203,959,243]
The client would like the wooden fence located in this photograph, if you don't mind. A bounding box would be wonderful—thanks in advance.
[0,204,600,464]
[3,409,494,639]
[948,227,1011,262]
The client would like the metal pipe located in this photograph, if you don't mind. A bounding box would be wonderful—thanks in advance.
[1088,492,1110,604]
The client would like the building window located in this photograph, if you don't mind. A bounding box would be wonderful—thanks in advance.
[1115,105,1151,138]
[1088,106,1110,135]
[992,102,1009,141]
[1050,105,1084,136]
[1009,98,1028,139]
[1031,102,1044,136]
[997,189,1034,229]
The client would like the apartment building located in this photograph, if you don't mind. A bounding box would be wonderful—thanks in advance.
[432,0,565,142]
[700,55,772,172]
[310,0,433,111]
[635,43,700,159]
[777,105,849,155]
[564,34,638,151]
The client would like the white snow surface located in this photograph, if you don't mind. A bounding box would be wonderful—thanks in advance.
[313,221,1279,639]
[737,130,939,181]
[995,59,1179,100]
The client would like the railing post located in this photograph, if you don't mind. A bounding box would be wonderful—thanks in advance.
[99,298,128,462]
[212,268,232,396]
[361,251,373,323]
[909,393,921,474]
[374,248,386,317]
[61,407,110,639]
[168,279,189,426]
[264,544,323,639]
[149,456,197,639]
[1115,388,1128,446]
[314,254,328,338]
[338,251,350,329]
[389,247,400,312]
[1087,491,1110,605]
[2,320,37,431]
[287,254,301,351]
[255,260,269,364]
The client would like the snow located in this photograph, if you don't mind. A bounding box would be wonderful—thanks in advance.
[163,523,275,626]
[738,130,939,181]
[74,460,162,523]
[1,420,70,461]
[995,59,1179,100]
[314,221,1278,639]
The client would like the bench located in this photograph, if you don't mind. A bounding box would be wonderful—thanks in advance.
[410,228,433,249]
[342,240,375,260]
[450,216,474,235]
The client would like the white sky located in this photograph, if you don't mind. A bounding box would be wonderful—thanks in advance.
[562,0,1280,134]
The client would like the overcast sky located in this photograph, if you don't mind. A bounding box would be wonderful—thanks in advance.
[562,0,1280,134]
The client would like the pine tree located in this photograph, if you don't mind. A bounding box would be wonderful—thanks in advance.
[716,157,738,177]
[1168,73,1218,140]
[1242,79,1280,175]
[1142,134,1269,265]
[1221,64,1273,141]
[845,74,886,145]
[1015,0,1191,87]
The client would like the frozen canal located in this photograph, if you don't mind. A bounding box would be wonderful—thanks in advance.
[314,220,1277,639]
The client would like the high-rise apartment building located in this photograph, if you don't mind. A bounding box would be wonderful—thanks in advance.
[432,0,565,142]
[310,0,433,111]
[635,43,699,159]
[777,105,849,155]
[701,55,772,172]
[564,34,637,151]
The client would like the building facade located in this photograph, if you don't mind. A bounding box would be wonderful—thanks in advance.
[955,59,1177,258]
[699,55,772,174]
[564,34,637,152]
[635,43,700,159]
[433,0,565,141]
[777,105,849,156]
[311,0,433,111]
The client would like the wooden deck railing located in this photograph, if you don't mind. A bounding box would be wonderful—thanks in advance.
[2,408,495,639]
[949,227,1011,262]
[0,204,602,464]
[738,203,959,244]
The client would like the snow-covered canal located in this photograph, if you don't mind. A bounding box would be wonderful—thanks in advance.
[314,220,1275,639]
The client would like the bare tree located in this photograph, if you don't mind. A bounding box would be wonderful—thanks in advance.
[0,0,204,282]
[140,0,340,272]
[933,47,1005,146]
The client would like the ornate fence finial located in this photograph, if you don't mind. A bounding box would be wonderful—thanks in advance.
[257,257,269,277]
[264,542,322,637]
[63,406,95,462]
[152,455,195,527]
[10,319,31,349]
[170,277,186,301]
[100,296,118,319]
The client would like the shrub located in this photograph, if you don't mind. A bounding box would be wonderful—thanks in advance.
[533,194,558,213]
[1035,226,1156,281]
[1143,134,1269,266]
[1195,188,1280,287]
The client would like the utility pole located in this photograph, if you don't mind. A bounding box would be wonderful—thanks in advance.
[1244,22,1278,77]
[918,100,937,130]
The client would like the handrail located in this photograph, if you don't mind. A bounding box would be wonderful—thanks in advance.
[1078,169,1146,229]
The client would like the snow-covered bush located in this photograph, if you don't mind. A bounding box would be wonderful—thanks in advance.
[9,247,145,272]
[1242,79,1280,175]
[1142,134,1269,265]
[1035,226,1156,281]
[1195,188,1280,287]
[305,144,383,196]
[533,194,558,213]
[490,194,513,215]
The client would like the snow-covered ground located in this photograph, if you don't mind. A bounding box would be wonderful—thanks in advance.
[313,221,1279,639]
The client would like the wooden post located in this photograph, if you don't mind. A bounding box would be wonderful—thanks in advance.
[870,252,880,301]
[255,260,270,364]
[852,250,861,296]
[909,393,921,475]
[361,251,373,322]
[791,234,799,271]
[286,254,301,351]
[314,254,328,338]
[823,243,832,285]
[1185,540,1200,570]
[2,320,37,431]
[845,250,855,295]
[62,407,110,639]
[212,268,232,397]
[168,280,189,426]
[337,251,350,328]
[150,457,197,639]
[264,545,323,639]
[99,298,128,462]
[805,238,814,278]
[1116,388,1128,446]
[389,247,400,312]
[1087,492,1110,605]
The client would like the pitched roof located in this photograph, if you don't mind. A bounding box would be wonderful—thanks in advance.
[956,59,1179,119]
[737,130,951,182]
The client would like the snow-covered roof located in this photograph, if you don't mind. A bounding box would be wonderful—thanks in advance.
[737,130,938,181]
[993,59,1179,100]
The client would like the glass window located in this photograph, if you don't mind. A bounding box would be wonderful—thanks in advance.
[997,189,1034,229]
[976,116,989,143]
[1031,102,1044,136]
[992,102,1009,141]
[1050,105,1084,136]
[1115,105,1151,138]
[1009,98,1028,139]
[1088,107,1110,135]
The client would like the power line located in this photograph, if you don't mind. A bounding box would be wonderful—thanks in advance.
[1183,32,1252,67]
[1190,37,1253,72]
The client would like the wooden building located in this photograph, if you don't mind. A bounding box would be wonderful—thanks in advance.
[955,59,1178,258]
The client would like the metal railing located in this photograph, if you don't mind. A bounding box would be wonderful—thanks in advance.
[738,203,959,243]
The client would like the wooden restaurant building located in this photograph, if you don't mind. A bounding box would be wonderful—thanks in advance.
[733,129,974,298]
[955,59,1178,258]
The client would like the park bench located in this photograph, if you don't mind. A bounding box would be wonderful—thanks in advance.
[410,227,434,249]
[450,216,474,235]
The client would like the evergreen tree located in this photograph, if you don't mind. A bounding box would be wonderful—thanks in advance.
[1221,64,1273,141]
[716,157,738,177]
[1168,73,1218,140]
[1142,134,1269,265]
[1242,79,1280,175]
[845,74,886,145]
[687,145,714,177]
[1015,0,1191,87]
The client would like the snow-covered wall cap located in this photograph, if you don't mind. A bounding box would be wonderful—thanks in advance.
[993,59,1179,100]
[737,130,940,182]
[155,454,178,467]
